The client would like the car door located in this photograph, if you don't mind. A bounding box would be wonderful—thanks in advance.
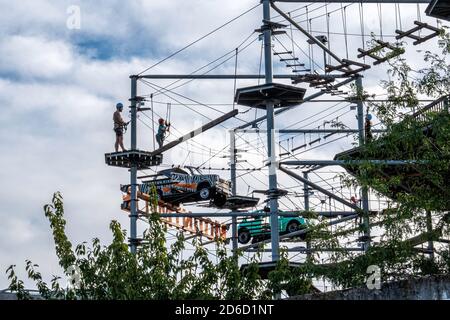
[171,172,195,193]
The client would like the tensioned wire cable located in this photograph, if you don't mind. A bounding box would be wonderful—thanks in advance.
[234,101,349,151]
[148,31,258,99]
[137,3,261,75]
[139,78,250,124]
[138,105,230,156]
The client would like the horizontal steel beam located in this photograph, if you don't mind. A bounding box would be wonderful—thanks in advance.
[279,129,386,134]
[138,74,295,80]
[237,129,386,134]
[245,247,364,253]
[281,160,423,167]
[150,211,356,218]
[275,0,430,3]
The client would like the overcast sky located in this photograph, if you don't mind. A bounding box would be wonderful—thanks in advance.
[0,0,443,290]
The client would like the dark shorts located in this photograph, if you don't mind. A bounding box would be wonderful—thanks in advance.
[115,128,123,137]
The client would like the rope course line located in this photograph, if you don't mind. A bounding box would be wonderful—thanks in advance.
[149,31,257,99]
[137,3,261,75]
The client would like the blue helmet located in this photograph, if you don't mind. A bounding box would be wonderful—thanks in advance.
[366,114,372,121]
[116,102,123,110]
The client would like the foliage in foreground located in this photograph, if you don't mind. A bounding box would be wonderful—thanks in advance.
[7,192,314,299]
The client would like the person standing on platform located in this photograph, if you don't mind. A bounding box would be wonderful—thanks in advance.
[156,118,170,149]
[113,103,128,152]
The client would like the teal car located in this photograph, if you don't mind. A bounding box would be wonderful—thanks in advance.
[237,211,307,244]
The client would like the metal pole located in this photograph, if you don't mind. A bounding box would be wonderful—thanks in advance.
[130,76,138,254]
[230,130,238,255]
[239,129,386,134]
[281,160,423,166]
[303,172,310,212]
[246,247,365,253]
[426,210,435,261]
[138,74,297,79]
[303,172,312,262]
[151,211,357,218]
[356,76,371,250]
[274,0,430,3]
[263,0,280,264]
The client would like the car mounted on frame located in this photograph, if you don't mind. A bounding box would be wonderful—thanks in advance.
[128,167,233,207]
[237,209,308,244]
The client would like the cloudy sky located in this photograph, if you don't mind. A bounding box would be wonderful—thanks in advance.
[0,0,443,290]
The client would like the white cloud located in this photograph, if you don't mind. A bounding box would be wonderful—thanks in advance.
[0,35,74,79]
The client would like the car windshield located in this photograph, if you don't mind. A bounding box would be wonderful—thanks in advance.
[158,168,188,178]
[185,166,203,175]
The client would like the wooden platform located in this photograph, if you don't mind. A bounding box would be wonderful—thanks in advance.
[105,150,162,169]
[235,83,306,109]
[196,196,260,210]
[426,0,450,22]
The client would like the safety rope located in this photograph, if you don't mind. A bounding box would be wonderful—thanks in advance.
[359,2,366,63]
[232,48,238,110]
[341,4,349,60]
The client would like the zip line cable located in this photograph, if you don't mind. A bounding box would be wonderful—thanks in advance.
[378,3,384,41]
[340,4,349,60]
[150,31,257,99]
[359,3,366,64]
[294,3,356,25]
[151,94,155,150]
[137,3,261,75]
[140,78,247,125]
[232,48,238,111]
[139,105,229,156]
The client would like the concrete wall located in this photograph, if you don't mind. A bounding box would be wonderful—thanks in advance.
[0,292,18,300]
[0,290,42,300]
[289,275,450,300]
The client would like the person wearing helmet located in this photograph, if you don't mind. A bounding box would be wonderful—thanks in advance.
[113,103,127,152]
[156,118,170,149]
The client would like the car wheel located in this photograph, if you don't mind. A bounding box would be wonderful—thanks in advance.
[287,221,300,233]
[197,183,211,200]
[238,228,251,244]
[199,188,210,200]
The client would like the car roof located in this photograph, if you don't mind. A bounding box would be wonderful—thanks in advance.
[158,168,189,176]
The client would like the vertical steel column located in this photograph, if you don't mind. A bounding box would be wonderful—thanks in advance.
[303,172,310,211]
[263,0,280,263]
[230,130,238,255]
[426,210,435,261]
[130,76,138,254]
[356,76,371,250]
[303,172,312,262]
